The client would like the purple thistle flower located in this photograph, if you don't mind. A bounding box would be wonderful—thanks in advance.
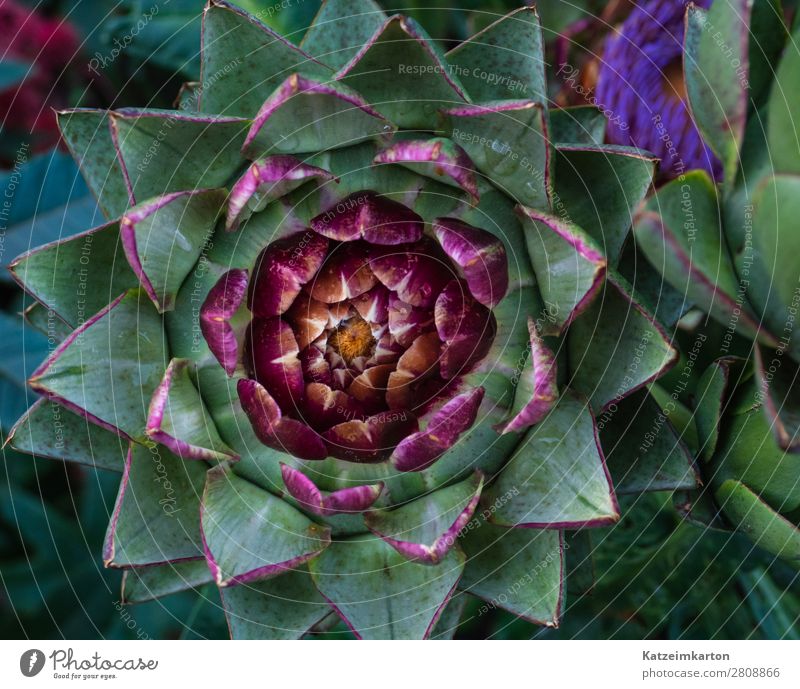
[596,0,722,180]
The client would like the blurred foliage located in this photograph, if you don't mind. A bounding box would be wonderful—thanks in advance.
[1,0,798,640]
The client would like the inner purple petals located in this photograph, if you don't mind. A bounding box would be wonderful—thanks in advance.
[310,191,424,245]
[248,231,329,318]
[435,280,496,379]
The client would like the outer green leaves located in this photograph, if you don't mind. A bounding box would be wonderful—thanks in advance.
[200,0,331,117]
[220,568,329,639]
[635,170,771,343]
[519,205,606,334]
[459,521,563,626]
[110,109,248,202]
[445,7,546,103]
[766,24,800,174]
[9,221,137,329]
[200,465,330,586]
[242,75,393,157]
[29,290,167,441]
[121,188,226,312]
[364,472,483,564]
[684,1,750,182]
[57,109,132,219]
[486,390,619,528]
[104,443,207,568]
[146,359,238,462]
[599,390,699,495]
[122,560,214,604]
[553,144,656,262]
[336,15,467,129]
[301,0,387,70]
[548,106,606,145]
[8,399,126,472]
[441,101,549,209]
[753,175,800,322]
[308,534,464,639]
[568,272,678,411]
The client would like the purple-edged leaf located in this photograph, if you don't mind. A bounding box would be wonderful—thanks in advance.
[446,7,546,103]
[146,358,238,462]
[435,279,496,379]
[8,221,137,328]
[567,272,678,411]
[242,75,394,158]
[300,0,387,70]
[28,290,167,441]
[684,1,750,182]
[308,534,464,639]
[310,191,423,245]
[391,388,484,472]
[460,521,563,626]
[432,217,508,307]
[110,109,249,202]
[200,268,249,376]
[8,398,126,472]
[200,0,331,118]
[441,101,549,209]
[103,443,206,568]
[248,231,329,318]
[221,567,330,639]
[517,205,605,334]
[634,171,770,344]
[553,144,656,263]
[715,479,800,562]
[499,318,557,434]
[122,560,213,604]
[57,109,131,219]
[599,390,700,495]
[365,472,483,564]
[281,463,383,516]
[755,346,800,454]
[226,156,335,231]
[201,464,331,586]
[374,138,479,202]
[121,188,226,312]
[486,390,619,528]
[237,378,328,460]
[335,15,467,129]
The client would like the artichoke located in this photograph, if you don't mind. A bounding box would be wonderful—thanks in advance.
[7,0,687,639]
[632,0,800,561]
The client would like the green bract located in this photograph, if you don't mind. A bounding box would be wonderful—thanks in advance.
[7,0,689,638]
[634,0,800,562]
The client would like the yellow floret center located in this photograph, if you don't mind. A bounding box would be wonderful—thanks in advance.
[330,315,376,364]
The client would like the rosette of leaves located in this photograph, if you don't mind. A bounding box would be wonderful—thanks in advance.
[633,0,799,561]
[6,0,689,639]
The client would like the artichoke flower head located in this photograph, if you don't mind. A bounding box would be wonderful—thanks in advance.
[8,0,688,638]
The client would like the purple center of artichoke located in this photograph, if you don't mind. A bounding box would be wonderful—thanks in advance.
[201,190,508,465]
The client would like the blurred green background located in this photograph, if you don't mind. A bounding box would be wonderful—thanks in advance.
[1,0,798,639]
